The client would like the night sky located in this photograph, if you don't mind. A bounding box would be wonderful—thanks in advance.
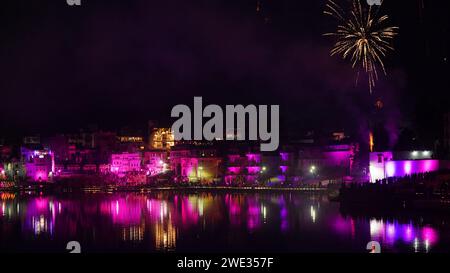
[0,0,449,145]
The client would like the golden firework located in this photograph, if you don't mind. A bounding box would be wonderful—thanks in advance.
[324,0,398,92]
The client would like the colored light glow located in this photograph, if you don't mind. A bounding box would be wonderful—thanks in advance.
[402,225,414,243]
[387,223,396,238]
[34,198,49,210]
[227,167,241,174]
[386,162,395,177]
[404,161,412,174]
[370,219,384,238]
[365,219,439,251]
[247,166,261,174]
[369,165,384,182]
[280,153,289,161]
[5,193,443,253]
[371,155,440,180]
[247,202,261,231]
[331,216,352,235]
[35,172,48,181]
[324,150,352,167]
[246,153,261,163]
[226,195,241,216]
[422,226,438,244]
[424,160,434,172]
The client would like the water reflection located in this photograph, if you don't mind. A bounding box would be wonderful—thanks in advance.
[367,219,438,252]
[0,192,447,253]
[155,218,176,251]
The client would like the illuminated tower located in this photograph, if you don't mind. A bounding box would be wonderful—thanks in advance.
[369,98,390,152]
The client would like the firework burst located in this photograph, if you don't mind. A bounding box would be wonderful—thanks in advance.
[324,0,398,92]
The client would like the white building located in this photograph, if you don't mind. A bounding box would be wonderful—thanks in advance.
[110,153,142,177]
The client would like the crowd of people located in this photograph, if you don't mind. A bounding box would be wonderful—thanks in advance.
[341,170,450,201]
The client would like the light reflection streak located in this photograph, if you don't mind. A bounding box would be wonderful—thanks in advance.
[310,206,316,223]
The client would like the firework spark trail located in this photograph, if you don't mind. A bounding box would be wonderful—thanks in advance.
[324,0,398,92]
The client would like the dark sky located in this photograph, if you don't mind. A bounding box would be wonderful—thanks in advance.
[0,0,449,143]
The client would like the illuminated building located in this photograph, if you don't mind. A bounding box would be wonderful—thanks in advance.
[224,148,302,184]
[261,151,292,183]
[119,136,144,143]
[298,144,356,177]
[369,150,439,182]
[21,147,55,182]
[144,149,169,176]
[279,151,295,170]
[150,128,174,150]
[170,146,222,183]
[45,134,101,176]
[117,135,145,153]
[117,127,145,152]
[225,151,262,184]
[110,153,142,177]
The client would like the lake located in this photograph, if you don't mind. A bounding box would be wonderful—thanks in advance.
[0,191,448,253]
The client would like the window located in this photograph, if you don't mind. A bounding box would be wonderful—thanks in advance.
[377,154,383,163]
